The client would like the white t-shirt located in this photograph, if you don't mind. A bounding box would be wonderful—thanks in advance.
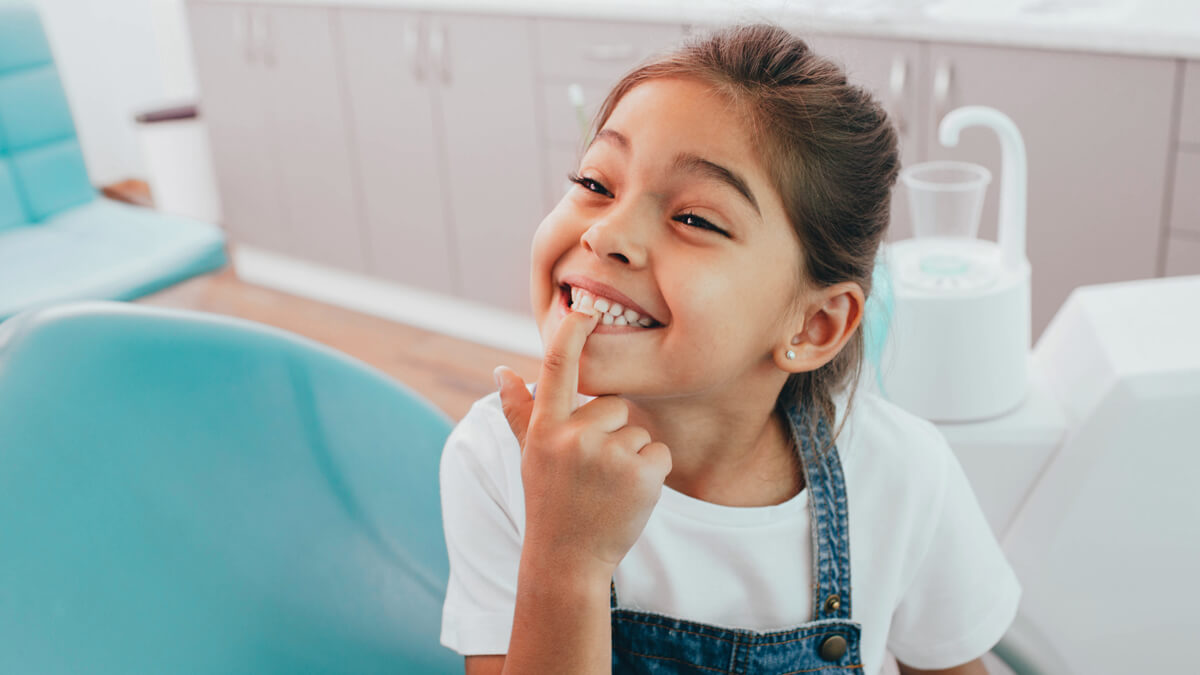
[439,386,1021,673]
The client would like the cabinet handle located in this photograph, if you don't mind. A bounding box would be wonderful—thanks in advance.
[261,11,275,68]
[888,56,908,137]
[405,19,424,81]
[584,43,635,61]
[429,21,449,84]
[234,9,255,64]
[933,60,953,125]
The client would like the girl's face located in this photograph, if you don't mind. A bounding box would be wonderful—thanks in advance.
[530,77,806,400]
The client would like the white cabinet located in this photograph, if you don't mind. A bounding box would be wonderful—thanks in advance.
[186,3,285,252]
[188,2,368,272]
[435,14,543,315]
[338,9,455,296]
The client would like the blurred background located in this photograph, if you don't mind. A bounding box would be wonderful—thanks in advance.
[2,1,1199,673]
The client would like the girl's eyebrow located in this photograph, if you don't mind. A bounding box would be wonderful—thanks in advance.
[590,128,761,217]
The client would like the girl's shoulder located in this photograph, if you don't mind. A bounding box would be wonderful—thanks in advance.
[834,389,958,499]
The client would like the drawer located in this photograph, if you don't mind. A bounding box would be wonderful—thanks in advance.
[541,80,611,146]
[1164,232,1200,276]
[1181,60,1200,145]
[1171,149,1200,235]
[535,18,685,81]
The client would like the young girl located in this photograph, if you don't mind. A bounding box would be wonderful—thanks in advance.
[439,24,1019,675]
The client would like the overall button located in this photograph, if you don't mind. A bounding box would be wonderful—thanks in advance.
[823,594,841,614]
[820,635,847,661]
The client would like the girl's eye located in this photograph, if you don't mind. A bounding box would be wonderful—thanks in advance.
[567,172,612,197]
[567,172,730,239]
[675,212,731,238]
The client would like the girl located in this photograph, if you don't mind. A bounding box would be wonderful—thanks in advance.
[439,24,1019,675]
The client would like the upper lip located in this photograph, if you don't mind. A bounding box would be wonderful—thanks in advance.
[559,274,663,324]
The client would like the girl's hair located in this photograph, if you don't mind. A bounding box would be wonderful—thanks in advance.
[589,23,900,455]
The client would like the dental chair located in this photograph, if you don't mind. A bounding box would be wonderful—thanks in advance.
[0,3,227,322]
[0,302,459,674]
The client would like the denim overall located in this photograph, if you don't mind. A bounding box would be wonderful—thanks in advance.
[610,406,864,674]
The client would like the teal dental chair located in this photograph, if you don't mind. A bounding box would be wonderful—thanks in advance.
[0,302,460,674]
[0,3,227,322]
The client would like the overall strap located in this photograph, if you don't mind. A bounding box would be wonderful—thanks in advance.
[788,403,853,622]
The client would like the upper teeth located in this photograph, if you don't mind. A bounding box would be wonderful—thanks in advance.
[571,287,655,327]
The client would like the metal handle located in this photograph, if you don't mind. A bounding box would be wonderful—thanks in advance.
[584,43,635,61]
[888,56,908,137]
[236,8,255,64]
[933,60,953,125]
[404,19,424,81]
[429,21,449,84]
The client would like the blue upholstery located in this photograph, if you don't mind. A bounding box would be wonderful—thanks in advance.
[0,302,461,674]
[0,2,227,319]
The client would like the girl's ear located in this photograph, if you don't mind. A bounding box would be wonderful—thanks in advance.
[775,281,865,373]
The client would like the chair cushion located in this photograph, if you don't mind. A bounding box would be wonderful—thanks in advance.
[0,198,227,321]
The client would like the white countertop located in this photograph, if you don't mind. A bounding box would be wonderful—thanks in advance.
[197,0,1200,60]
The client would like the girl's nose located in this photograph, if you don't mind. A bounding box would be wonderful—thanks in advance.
[580,214,648,268]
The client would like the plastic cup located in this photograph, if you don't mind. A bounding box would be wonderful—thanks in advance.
[899,161,991,239]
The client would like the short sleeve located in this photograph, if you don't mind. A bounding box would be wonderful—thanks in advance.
[439,396,523,655]
[886,428,1022,669]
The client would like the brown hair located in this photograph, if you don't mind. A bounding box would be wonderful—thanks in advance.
[589,23,900,455]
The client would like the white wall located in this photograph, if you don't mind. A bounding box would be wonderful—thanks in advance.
[33,0,198,186]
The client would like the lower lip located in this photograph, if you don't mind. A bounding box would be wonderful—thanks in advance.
[558,289,659,334]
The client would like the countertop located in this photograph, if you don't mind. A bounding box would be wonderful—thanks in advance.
[193,0,1200,61]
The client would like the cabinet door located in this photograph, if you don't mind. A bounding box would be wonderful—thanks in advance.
[801,33,926,242]
[186,2,286,251]
[922,44,1175,339]
[338,9,455,295]
[260,5,367,272]
[434,14,543,315]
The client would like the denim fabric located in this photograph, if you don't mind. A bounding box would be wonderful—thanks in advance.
[610,405,863,674]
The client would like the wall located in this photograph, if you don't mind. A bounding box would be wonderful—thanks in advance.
[33,0,198,186]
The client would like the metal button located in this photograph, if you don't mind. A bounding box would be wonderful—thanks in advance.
[820,635,847,661]
[823,594,841,613]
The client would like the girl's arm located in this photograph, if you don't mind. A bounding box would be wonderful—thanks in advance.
[897,657,989,675]
[488,550,612,674]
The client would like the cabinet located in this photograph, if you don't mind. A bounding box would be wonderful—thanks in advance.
[343,10,544,313]
[188,2,367,272]
[337,9,455,296]
[801,30,1177,340]
[1164,60,1200,276]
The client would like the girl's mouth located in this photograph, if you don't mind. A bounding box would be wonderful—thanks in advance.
[559,284,664,333]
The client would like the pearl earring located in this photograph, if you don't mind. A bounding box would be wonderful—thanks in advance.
[785,350,796,360]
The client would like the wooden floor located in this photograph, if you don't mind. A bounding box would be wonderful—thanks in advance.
[137,250,542,422]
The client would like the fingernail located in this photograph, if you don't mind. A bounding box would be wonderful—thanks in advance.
[493,366,505,391]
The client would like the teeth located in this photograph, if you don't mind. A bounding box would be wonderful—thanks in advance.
[569,286,657,328]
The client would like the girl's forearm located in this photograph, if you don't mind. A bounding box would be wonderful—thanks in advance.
[502,547,613,675]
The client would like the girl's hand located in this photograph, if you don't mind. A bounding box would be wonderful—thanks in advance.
[495,310,673,579]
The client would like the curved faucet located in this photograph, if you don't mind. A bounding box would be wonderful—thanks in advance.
[938,106,1028,271]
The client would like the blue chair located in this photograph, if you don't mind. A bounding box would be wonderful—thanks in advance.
[0,302,460,674]
[0,3,226,323]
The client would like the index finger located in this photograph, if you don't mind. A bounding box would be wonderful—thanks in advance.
[532,309,601,424]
